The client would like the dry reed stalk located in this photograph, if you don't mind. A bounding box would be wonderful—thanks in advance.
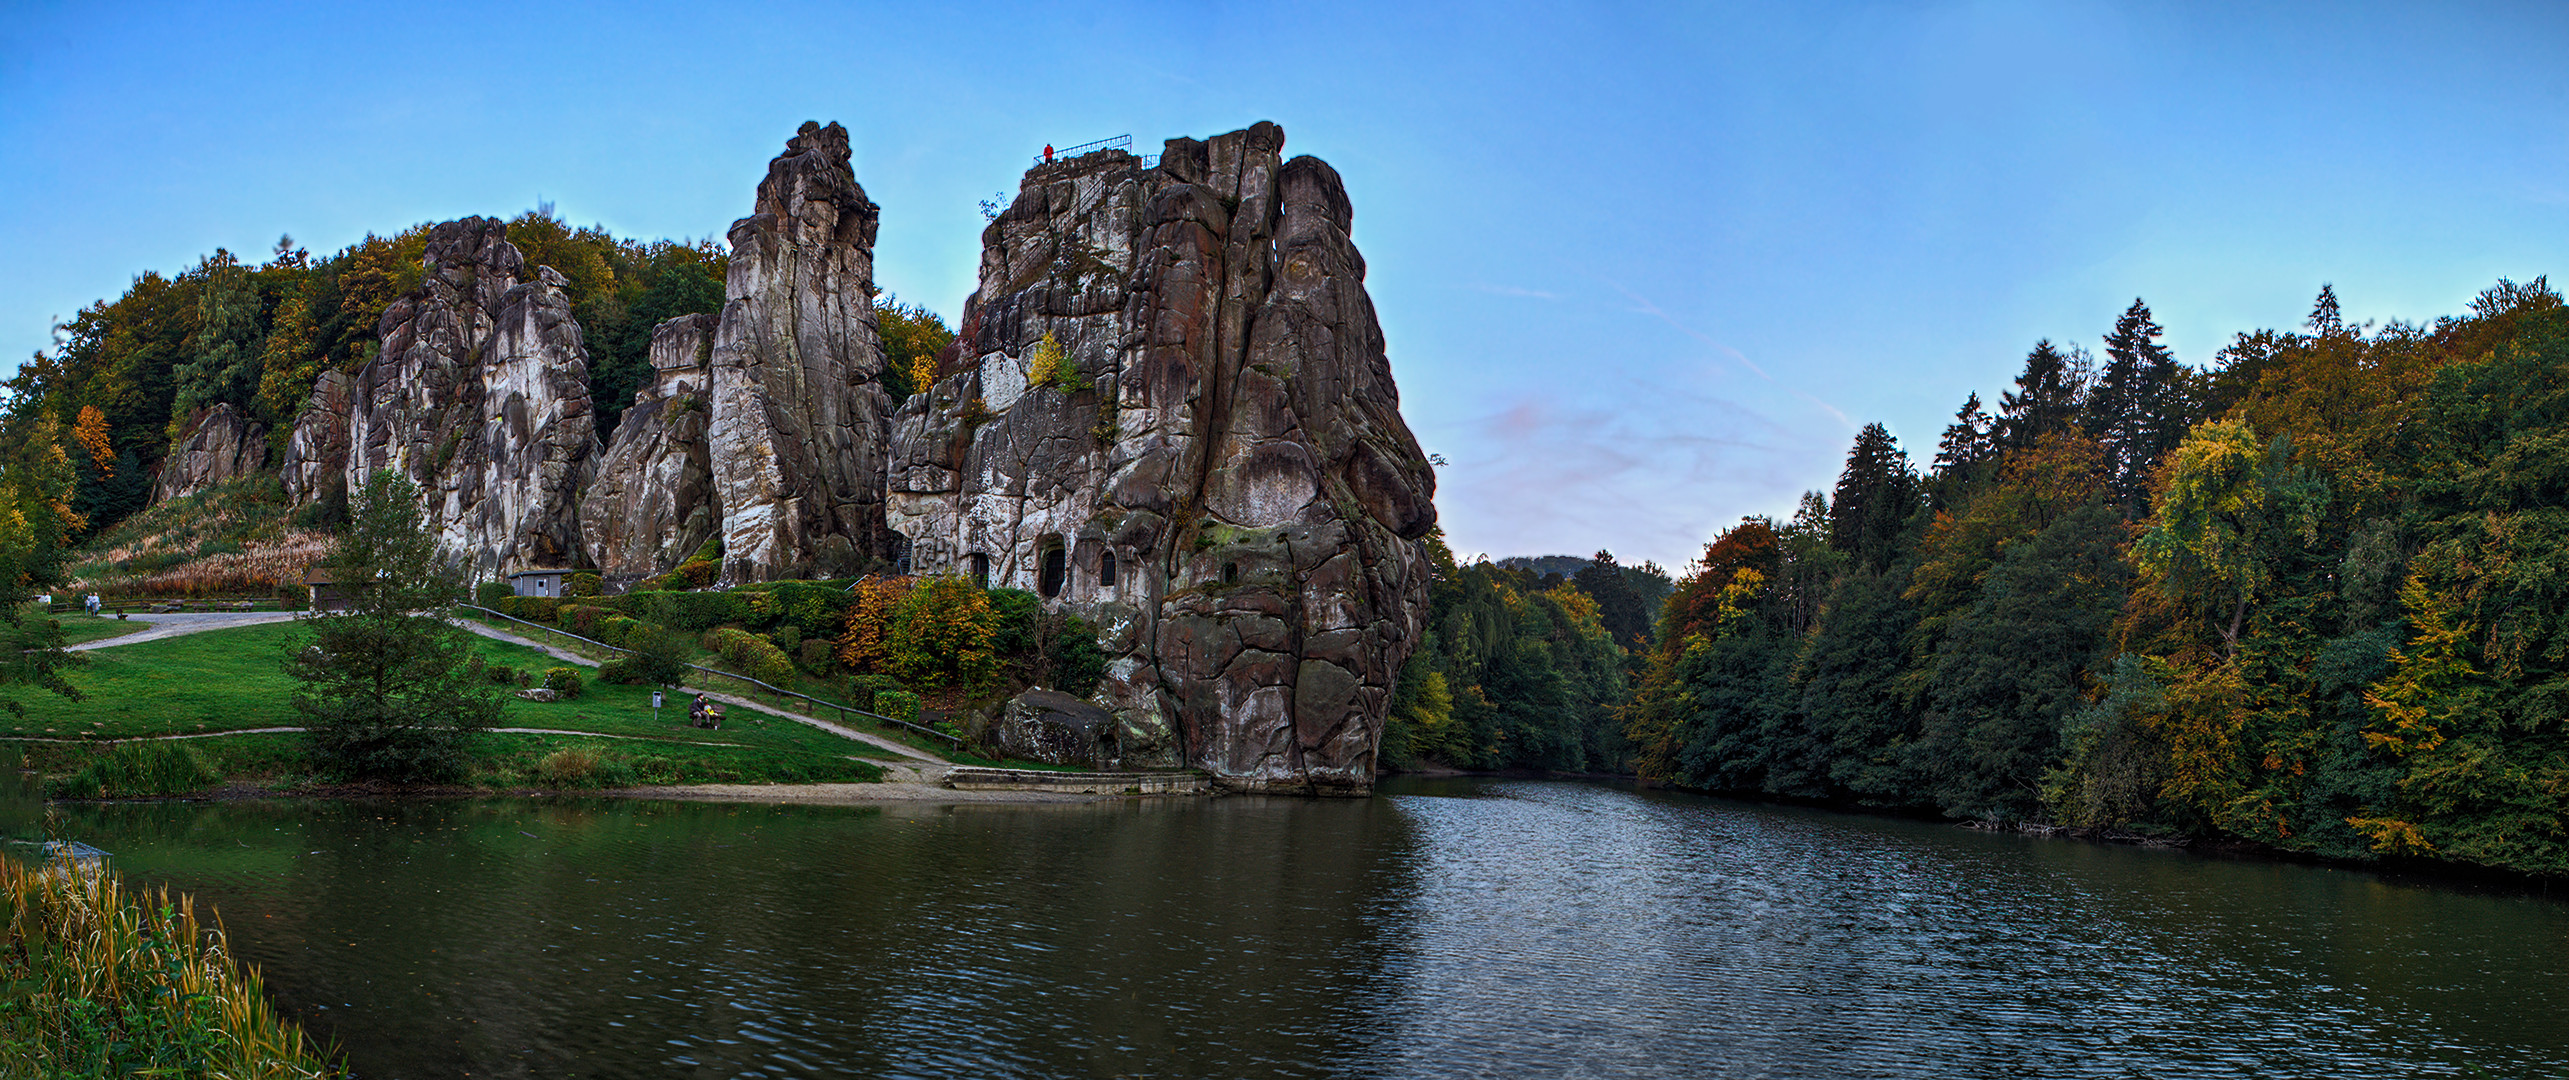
[0,849,340,1077]
[67,531,334,597]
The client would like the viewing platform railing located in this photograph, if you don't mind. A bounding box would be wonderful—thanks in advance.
[1035,134,1132,167]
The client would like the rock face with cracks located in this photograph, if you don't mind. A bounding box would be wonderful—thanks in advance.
[885,123,1437,793]
[153,403,267,503]
[705,120,896,582]
[580,313,721,578]
[343,217,600,576]
[278,370,352,506]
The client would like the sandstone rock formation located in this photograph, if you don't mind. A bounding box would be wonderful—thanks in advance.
[706,120,895,581]
[979,688,1119,768]
[278,370,352,505]
[153,403,267,502]
[344,217,599,575]
[886,123,1437,793]
[579,313,720,577]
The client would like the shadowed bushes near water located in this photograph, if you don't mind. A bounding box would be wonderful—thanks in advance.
[45,743,223,799]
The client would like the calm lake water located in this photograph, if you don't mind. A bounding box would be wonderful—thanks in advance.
[15,778,2568,1078]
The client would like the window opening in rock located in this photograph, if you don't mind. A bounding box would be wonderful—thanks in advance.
[968,553,990,589]
[1039,542,1068,599]
[1100,550,1117,589]
[1223,562,1239,585]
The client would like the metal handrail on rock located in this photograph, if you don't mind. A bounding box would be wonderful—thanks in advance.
[453,604,965,749]
[1034,134,1132,167]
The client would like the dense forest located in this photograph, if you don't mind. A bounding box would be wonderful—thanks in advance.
[1380,541,1669,774]
[1605,281,2569,879]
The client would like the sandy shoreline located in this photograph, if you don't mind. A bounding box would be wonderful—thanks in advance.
[608,780,1112,805]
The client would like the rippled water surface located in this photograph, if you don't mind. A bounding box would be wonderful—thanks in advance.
[28,779,2569,1077]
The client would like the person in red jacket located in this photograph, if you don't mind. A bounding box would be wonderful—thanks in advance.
[1043,143,1053,164]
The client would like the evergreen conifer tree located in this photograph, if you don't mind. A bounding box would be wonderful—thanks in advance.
[1999,339,2087,450]
[1828,423,1918,574]
[2090,298,2180,514]
[287,470,501,781]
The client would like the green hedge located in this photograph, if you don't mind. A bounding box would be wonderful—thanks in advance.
[596,614,645,648]
[704,627,794,685]
[619,590,748,631]
[742,581,851,639]
[558,603,611,638]
[490,595,560,622]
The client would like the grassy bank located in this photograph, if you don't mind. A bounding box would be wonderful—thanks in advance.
[0,850,339,1077]
[51,613,152,646]
[457,611,970,760]
[6,622,900,795]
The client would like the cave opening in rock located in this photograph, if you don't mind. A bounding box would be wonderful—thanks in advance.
[1038,540,1067,598]
[968,553,990,588]
[1100,549,1117,589]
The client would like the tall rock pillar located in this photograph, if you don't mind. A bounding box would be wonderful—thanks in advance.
[707,120,894,580]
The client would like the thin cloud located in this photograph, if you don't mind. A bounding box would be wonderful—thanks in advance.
[1602,278,1861,432]
[1604,279,1774,381]
[1471,282,1562,300]
[1795,390,1856,430]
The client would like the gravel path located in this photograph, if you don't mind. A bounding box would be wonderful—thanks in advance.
[67,611,300,651]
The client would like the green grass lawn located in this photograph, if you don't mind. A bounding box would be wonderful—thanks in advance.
[457,611,966,759]
[3,621,904,773]
[47,613,150,646]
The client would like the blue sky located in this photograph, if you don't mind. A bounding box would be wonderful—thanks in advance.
[5,1,2565,569]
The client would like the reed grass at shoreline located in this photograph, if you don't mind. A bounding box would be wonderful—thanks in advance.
[0,849,339,1078]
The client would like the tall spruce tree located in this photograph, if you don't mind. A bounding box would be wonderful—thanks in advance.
[1571,550,1654,651]
[167,249,265,436]
[1929,392,1996,507]
[287,470,501,781]
[2088,298,2181,515]
[1999,339,2087,450]
[1827,423,1918,574]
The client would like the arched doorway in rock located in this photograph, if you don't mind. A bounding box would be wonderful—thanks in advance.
[1037,537,1068,599]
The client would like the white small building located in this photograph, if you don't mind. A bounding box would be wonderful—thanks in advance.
[507,569,571,598]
